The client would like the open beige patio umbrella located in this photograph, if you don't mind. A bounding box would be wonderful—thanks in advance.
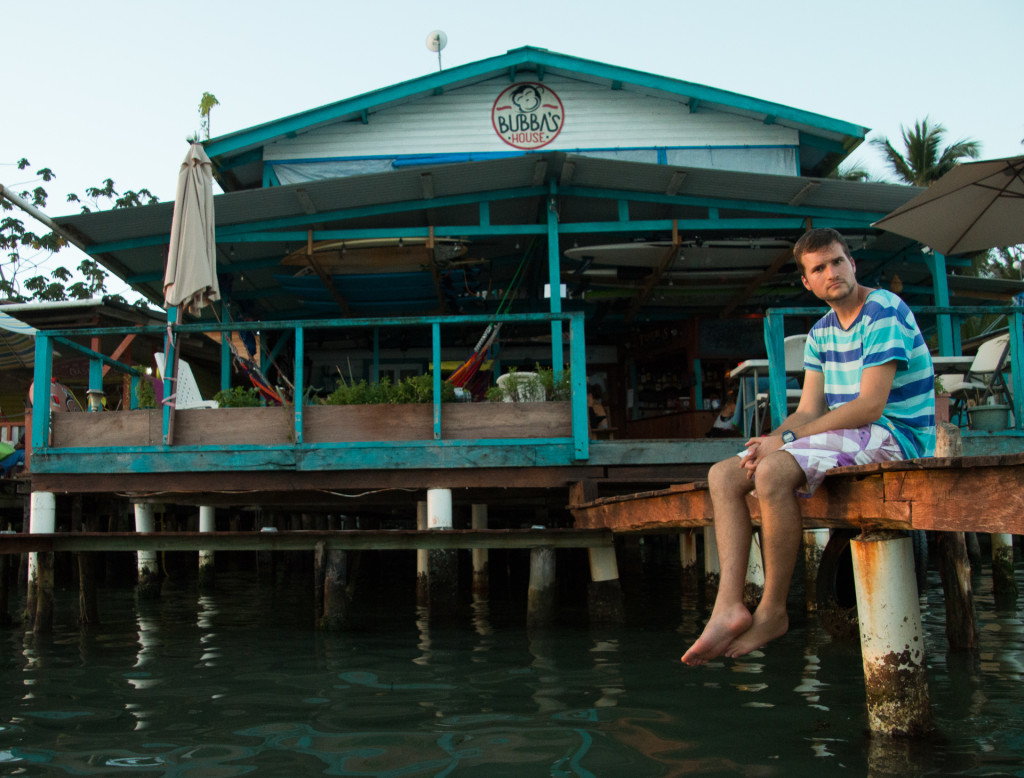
[872,155,1024,255]
[162,143,220,443]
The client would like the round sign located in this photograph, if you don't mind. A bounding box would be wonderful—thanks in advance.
[491,82,564,150]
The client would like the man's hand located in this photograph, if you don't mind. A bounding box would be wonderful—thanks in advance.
[740,435,785,477]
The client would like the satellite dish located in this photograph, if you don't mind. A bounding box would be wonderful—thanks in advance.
[426,30,447,52]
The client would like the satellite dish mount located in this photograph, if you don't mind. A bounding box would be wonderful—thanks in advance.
[426,30,447,71]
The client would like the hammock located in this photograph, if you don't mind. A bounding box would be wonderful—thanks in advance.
[446,240,535,390]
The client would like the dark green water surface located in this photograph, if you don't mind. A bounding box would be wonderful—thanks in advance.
[1,550,1022,776]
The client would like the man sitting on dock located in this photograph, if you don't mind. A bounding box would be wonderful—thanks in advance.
[682,227,935,665]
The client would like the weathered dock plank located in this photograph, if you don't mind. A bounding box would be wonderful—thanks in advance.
[570,453,1024,535]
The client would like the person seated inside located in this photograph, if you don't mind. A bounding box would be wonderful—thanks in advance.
[707,393,740,437]
[587,385,609,436]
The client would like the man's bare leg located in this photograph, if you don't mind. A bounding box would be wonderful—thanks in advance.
[724,451,805,657]
[680,458,756,665]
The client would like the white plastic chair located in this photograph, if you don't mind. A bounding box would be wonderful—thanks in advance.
[944,334,1010,404]
[755,334,806,429]
[154,352,219,409]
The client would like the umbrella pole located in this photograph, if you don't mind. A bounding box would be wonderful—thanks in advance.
[162,306,181,446]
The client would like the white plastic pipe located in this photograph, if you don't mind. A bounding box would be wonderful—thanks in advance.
[427,488,452,530]
[134,504,157,578]
[199,505,215,570]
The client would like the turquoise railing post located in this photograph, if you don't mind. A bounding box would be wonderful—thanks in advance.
[129,374,140,410]
[31,333,54,449]
[569,312,588,460]
[765,310,787,431]
[162,306,178,445]
[1011,309,1024,431]
[432,321,442,440]
[547,180,564,378]
[88,358,103,412]
[693,358,703,411]
[294,326,305,444]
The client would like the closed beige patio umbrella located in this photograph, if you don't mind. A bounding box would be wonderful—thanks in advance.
[872,155,1024,256]
[162,143,220,443]
[164,143,220,312]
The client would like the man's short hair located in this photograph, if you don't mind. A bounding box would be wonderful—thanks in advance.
[793,228,853,274]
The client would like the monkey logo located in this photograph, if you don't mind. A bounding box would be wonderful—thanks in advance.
[492,82,564,150]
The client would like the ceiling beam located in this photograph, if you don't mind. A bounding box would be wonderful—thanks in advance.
[625,221,681,322]
[303,230,352,317]
[719,219,809,316]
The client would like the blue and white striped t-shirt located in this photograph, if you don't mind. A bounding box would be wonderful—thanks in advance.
[804,289,935,458]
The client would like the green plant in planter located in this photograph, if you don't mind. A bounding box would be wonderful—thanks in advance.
[135,378,156,409]
[213,386,262,407]
[535,363,571,401]
[489,365,571,402]
[321,373,453,405]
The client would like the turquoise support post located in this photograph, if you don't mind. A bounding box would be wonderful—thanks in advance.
[765,311,787,430]
[31,333,54,449]
[925,251,954,355]
[372,327,380,383]
[693,358,703,411]
[547,180,564,376]
[1011,310,1024,431]
[294,326,305,444]
[569,312,589,460]
[162,306,179,445]
[220,300,231,391]
[432,322,442,440]
[129,375,140,410]
[88,359,103,411]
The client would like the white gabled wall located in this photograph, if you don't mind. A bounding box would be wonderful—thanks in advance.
[264,75,799,177]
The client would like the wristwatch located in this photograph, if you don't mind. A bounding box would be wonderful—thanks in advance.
[781,430,796,444]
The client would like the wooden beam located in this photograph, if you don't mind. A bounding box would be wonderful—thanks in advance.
[720,243,796,316]
[305,229,353,317]
[101,333,137,378]
[0,528,614,555]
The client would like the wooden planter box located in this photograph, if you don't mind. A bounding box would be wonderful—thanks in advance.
[50,402,572,448]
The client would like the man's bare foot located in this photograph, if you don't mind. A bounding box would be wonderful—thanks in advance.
[724,608,789,658]
[681,603,752,666]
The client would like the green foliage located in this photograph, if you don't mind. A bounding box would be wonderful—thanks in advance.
[321,373,454,405]
[213,386,262,407]
[871,117,980,186]
[135,378,156,409]
[1,157,158,303]
[489,364,571,402]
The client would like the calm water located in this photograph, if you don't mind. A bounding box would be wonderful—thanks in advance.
[1,548,1023,777]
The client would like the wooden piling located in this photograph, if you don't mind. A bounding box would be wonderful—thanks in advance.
[527,546,556,627]
[133,503,161,599]
[991,533,1017,605]
[587,545,623,623]
[851,532,932,737]
[33,550,54,634]
[703,526,720,598]
[77,508,99,625]
[471,503,489,596]
[415,501,428,606]
[803,528,829,612]
[934,422,979,649]
[679,529,697,571]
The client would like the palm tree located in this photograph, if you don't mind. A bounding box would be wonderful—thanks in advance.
[871,117,980,186]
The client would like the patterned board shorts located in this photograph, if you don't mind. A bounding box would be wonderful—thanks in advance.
[738,424,904,497]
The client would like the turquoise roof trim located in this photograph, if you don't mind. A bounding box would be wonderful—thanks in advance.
[204,46,867,170]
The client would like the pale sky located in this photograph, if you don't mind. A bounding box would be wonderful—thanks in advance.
[2,0,1022,296]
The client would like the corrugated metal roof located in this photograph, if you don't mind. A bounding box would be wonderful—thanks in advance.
[54,152,977,326]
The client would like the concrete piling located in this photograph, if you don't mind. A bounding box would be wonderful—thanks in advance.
[27,491,56,623]
[426,488,459,616]
[133,503,161,598]
[851,532,932,737]
[198,505,215,591]
[587,546,623,623]
[744,533,765,608]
